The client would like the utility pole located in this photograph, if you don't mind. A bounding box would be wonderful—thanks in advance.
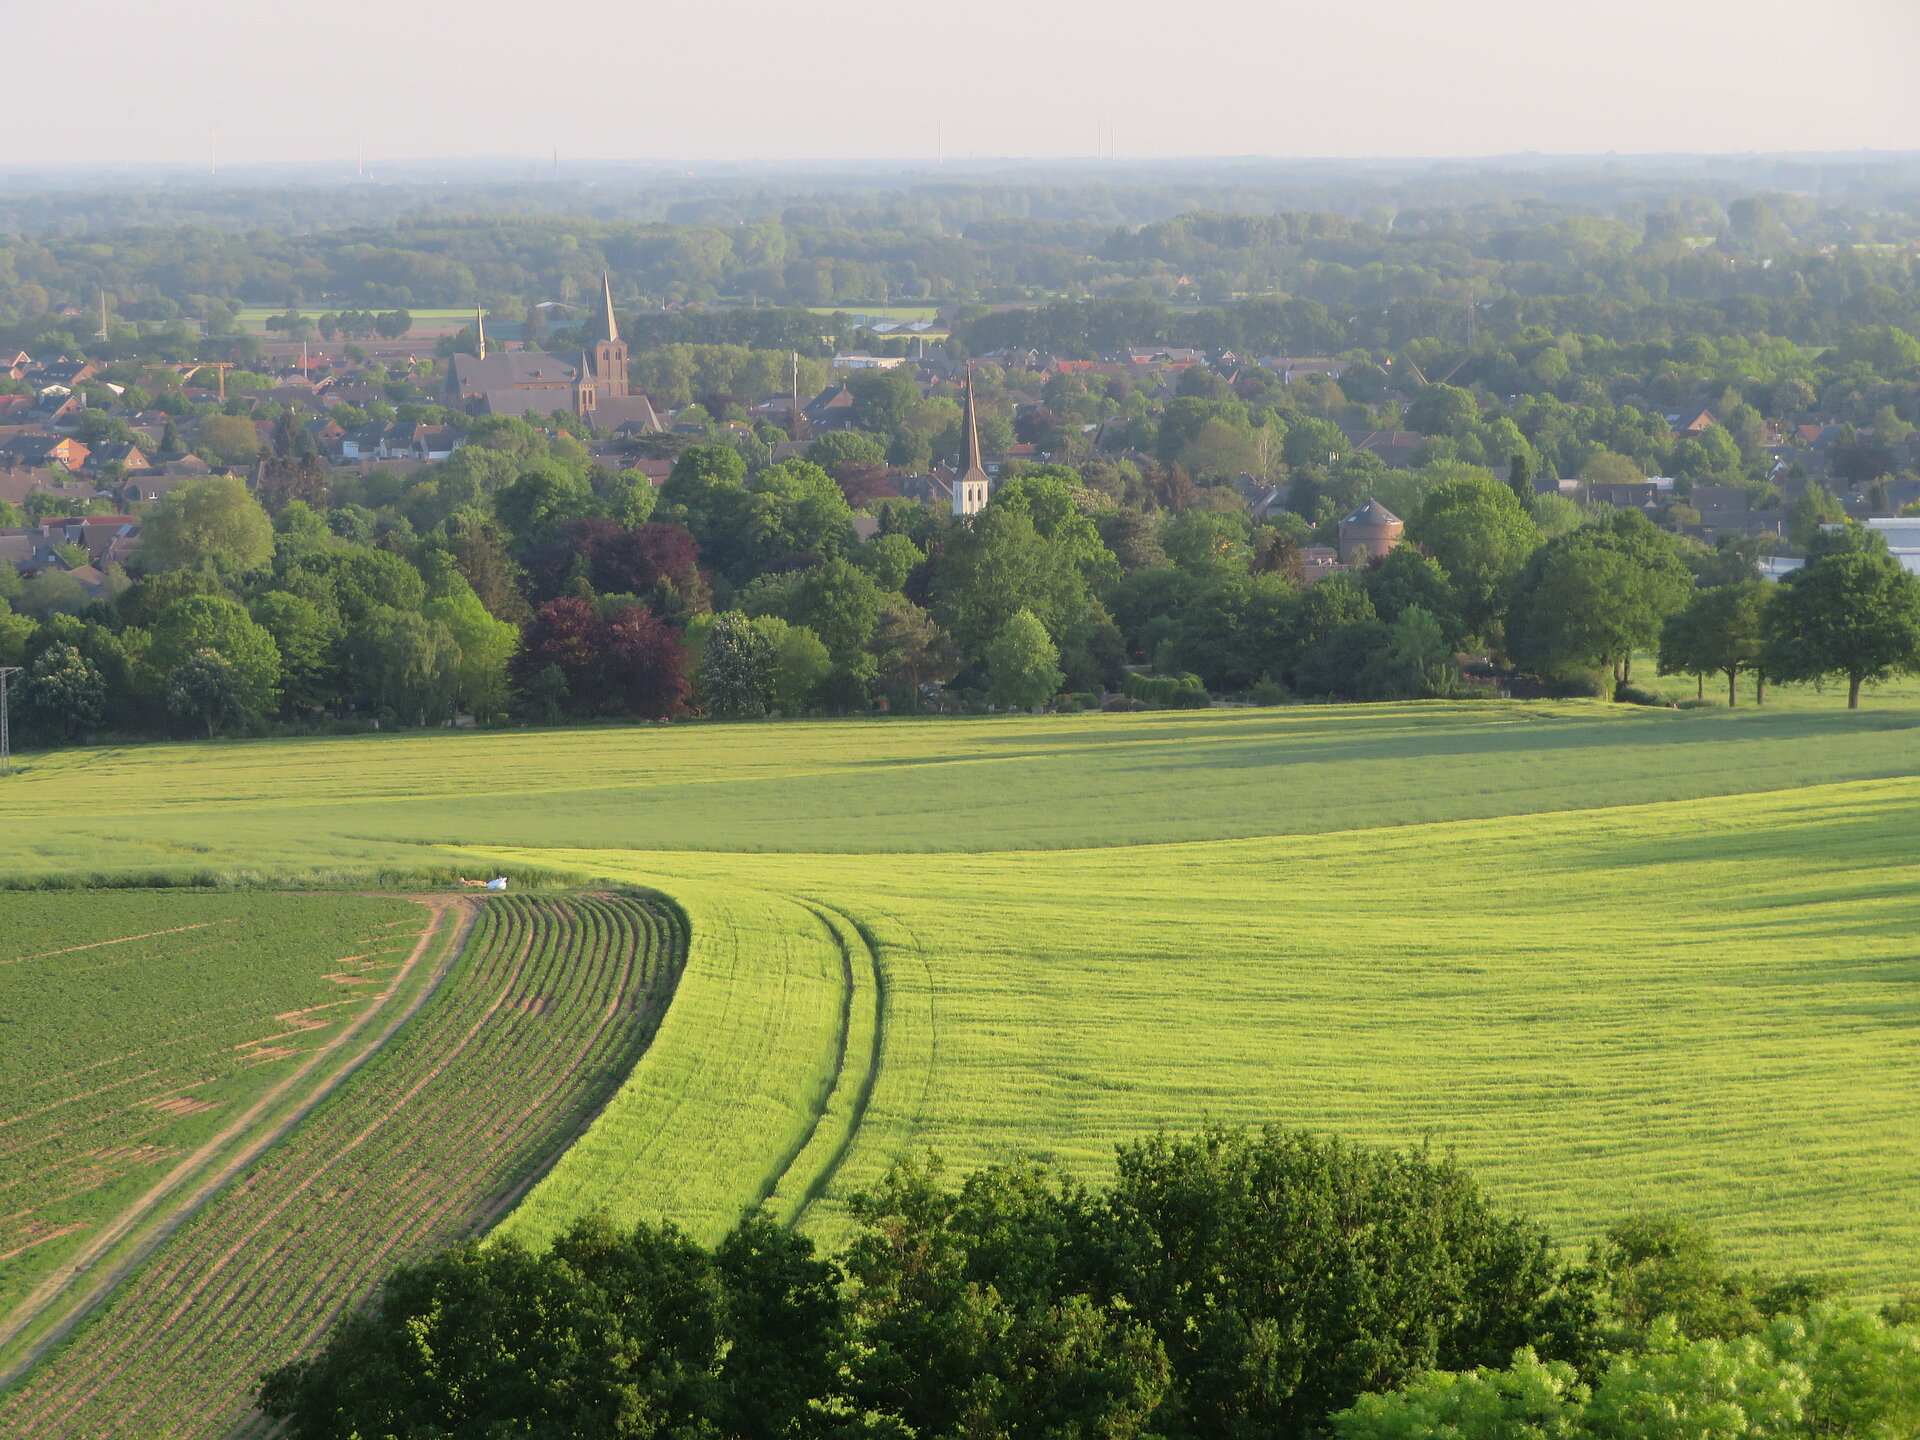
[0,667,19,777]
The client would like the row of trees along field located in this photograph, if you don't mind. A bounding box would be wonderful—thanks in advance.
[260,1126,1920,1440]
[6,427,1920,748]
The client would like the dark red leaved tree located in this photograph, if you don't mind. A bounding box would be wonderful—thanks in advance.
[512,598,687,720]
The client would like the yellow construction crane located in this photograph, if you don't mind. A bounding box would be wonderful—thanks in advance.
[174,361,236,402]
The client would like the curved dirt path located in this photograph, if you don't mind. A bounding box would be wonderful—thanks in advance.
[0,896,475,1388]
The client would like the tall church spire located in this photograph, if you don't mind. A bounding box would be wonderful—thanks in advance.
[601,272,619,343]
[474,305,487,360]
[953,371,990,517]
[963,373,985,476]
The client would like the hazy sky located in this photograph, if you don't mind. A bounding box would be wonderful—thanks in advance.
[8,0,1918,168]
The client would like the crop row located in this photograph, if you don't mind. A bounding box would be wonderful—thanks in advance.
[0,891,426,1333]
[496,877,852,1250]
[0,892,682,1440]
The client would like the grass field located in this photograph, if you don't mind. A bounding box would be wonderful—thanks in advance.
[6,704,1920,876]
[804,305,943,322]
[479,775,1920,1288]
[0,890,435,1370]
[3,696,1920,1416]
[0,892,683,1440]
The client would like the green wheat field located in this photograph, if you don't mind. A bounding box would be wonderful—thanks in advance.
[5,700,1920,1298]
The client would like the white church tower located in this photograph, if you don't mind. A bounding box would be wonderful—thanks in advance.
[952,374,991,517]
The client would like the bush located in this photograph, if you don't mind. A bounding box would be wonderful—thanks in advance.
[1541,668,1607,699]
[1249,678,1292,706]
[1123,671,1211,707]
[1613,682,1669,707]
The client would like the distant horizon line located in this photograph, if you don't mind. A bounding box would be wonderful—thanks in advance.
[3,147,1920,179]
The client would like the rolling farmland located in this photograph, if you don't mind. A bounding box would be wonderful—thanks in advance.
[5,704,1920,876]
[477,774,1920,1288]
[2,700,1920,1418]
[0,892,683,1440]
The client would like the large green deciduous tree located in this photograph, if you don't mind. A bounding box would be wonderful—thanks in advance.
[869,598,958,712]
[989,473,1122,592]
[986,608,1065,711]
[17,643,105,744]
[423,582,518,723]
[1408,476,1541,641]
[752,615,833,715]
[743,459,857,570]
[148,594,282,712]
[250,590,339,714]
[701,611,775,718]
[742,558,885,677]
[1507,512,1693,685]
[139,476,274,573]
[1659,580,1769,707]
[260,1214,840,1440]
[934,506,1095,665]
[348,606,457,725]
[1761,551,1920,708]
[165,649,253,738]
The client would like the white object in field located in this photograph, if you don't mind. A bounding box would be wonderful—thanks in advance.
[486,877,508,891]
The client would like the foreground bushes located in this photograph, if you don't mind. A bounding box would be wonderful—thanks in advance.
[260,1127,1885,1440]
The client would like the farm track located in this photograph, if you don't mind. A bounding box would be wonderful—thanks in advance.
[0,893,684,1440]
[765,902,887,1227]
[0,896,467,1385]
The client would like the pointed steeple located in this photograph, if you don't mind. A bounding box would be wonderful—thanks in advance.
[953,370,990,517]
[601,272,619,343]
[474,305,487,360]
[963,373,985,476]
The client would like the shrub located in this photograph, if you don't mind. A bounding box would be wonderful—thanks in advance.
[1249,678,1291,706]
[1122,671,1210,707]
[1613,682,1668,707]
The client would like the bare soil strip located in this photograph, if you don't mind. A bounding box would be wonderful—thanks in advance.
[0,898,472,1387]
[9,922,236,964]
